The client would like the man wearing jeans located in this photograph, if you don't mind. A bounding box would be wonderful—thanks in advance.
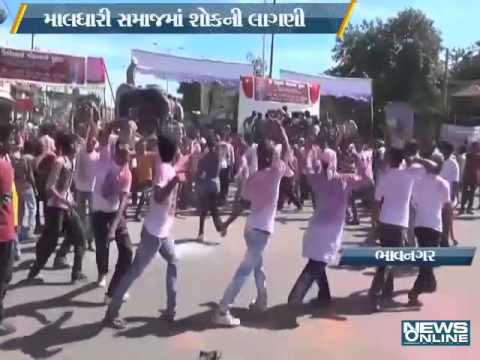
[74,124,99,251]
[369,148,427,311]
[12,140,37,242]
[212,117,289,327]
[0,124,16,335]
[103,134,183,329]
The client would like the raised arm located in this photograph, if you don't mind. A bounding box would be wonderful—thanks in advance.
[270,117,291,162]
[99,119,121,147]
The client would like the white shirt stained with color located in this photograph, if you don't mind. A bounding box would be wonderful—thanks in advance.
[375,166,425,228]
[412,174,450,232]
[242,150,286,234]
[143,161,177,238]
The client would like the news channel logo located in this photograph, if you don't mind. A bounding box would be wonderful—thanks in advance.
[402,321,470,346]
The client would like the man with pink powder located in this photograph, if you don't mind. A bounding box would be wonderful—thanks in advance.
[288,143,371,306]
[212,116,290,327]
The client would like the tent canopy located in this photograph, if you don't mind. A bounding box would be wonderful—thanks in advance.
[280,69,373,102]
[132,49,253,86]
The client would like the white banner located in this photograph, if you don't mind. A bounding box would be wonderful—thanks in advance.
[440,124,480,149]
[132,49,253,85]
[279,69,372,102]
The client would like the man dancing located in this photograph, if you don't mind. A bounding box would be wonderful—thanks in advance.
[212,115,290,327]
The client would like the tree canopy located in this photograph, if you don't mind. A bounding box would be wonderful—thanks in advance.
[451,42,480,81]
[328,8,443,113]
[0,8,6,25]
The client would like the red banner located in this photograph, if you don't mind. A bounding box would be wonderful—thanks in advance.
[0,47,86,85]
[86,57,106,84]
[254,77,309,104]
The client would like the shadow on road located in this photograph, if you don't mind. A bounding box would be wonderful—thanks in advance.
[14,259,35,272]
[3,283,102,325]
[275,216,310,225]
[0,310,103,359]
[175,238,221,247]
[455,215,480,221]
[114,290,420,339]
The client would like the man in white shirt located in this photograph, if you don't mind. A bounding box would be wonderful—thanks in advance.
[73,123,99,251]
[439,142,460,247]
[212,119,290,327]
[104,134,184,329]
[368,148,428,311]
[408,154,453,306]
[217,132,235,205]
[90,121,134,303]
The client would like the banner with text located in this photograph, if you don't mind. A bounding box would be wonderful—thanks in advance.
[0,47,106,85]
[255,77,310,104]
[10,2,356,36]
[0,47,86,85]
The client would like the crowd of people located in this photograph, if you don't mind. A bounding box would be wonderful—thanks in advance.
[0,101,475,334]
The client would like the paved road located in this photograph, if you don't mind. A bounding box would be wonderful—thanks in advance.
[1,204,479,360]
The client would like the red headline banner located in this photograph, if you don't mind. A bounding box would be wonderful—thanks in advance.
[255,77,310,104]
[0,47,105,85]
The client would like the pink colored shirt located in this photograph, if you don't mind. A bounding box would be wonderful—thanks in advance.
[242,152,286,233]
[91,146,132,213]
[143,161,177,238]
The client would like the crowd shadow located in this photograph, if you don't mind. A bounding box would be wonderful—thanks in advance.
[18,245,36,255]
[341,240,373,248]
[14,259,35,272]
[0,289,421,357]
[175,238,221,247]
[114,289,420,339]
[362,267,418,278]
[4,282,102,325]
[275,216,310,225]
[455,215,480,221]
[0,310,103,359]
[344,226,372,233]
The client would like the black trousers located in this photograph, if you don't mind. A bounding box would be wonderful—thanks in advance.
[411,227,440,295]
[368,223,406,299]
[440,209,450,247]
[299,175,310,202]
[219,167,231,203]
[299,174,315,208]
[198,191,222,235]
[30,207,86,279]
[0,241,14,322]
[278,177,302,210]
[461,182,476,211]
[91,211,133,297]
[288,260,330,305]
[134,180,152,218]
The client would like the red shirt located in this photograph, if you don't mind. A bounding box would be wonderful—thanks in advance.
[0,157,15,242]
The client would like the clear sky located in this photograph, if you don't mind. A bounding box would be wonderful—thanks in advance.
[1,0,479,98]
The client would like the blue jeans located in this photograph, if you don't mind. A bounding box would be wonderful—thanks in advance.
[219,228,269,312]
[75,191,93,244]
[18,187,37,241]
[106,227,177,319]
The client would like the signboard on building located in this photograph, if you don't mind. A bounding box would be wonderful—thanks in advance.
[254,77,310,104]
[0,47,106,86]
[0,47,86,85]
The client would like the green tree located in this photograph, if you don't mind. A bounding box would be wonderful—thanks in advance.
[0,8,6,25]
[328,8,443,114]
[451,42,480,80]
[246,52,267,77]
